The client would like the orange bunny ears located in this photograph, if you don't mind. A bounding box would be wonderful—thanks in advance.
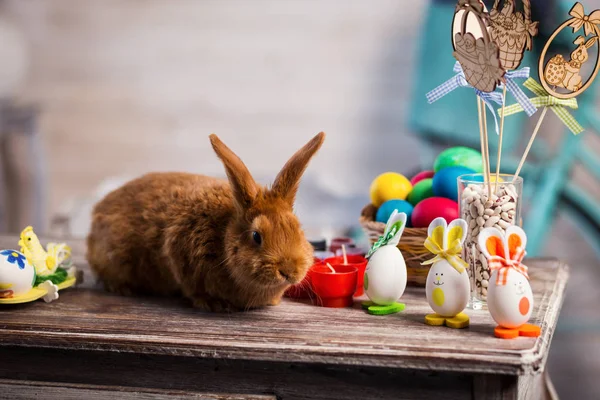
[478,225,528,261]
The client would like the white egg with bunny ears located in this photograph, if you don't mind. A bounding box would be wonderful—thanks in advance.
[478,226,540,339]
[362,210,407,315]
[422,217,470,328]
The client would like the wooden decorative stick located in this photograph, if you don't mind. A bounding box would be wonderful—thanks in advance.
[481,97,493,198]
[477,97,486,184]
[495,84,508,192]
[512,106,549,182]
[341,244,348,265]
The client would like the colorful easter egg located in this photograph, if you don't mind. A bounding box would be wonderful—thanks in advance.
[407,178,434,206]
[376,199,413,224]
[0,249,35,298]
[487,268,533,329]
[411,198,459,228]
[369,172,412,207]
[434,147,483,173]
[410,170,435,186]
[425,259,470,317]
[433,166,475,201]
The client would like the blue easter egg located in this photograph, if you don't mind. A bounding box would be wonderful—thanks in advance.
[376,199,414,224]
[432,166,475,201]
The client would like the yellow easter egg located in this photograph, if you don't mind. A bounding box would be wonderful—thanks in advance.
[489,175,504,183]
[369,172,412,207]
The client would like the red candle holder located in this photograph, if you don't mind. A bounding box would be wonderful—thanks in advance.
[329,237,354,255]
[284,258,321,299]
[311,264,358,308]
[334,246,367,258]
[324,255,368,297]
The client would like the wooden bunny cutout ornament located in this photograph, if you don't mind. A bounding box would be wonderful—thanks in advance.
[422,218,470,329]
[362,210,407,315]
[478,226,540,339]
[539,2,600,99]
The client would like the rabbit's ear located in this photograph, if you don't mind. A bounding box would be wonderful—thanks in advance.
[505,225,527,260]
[210,134,258,210]
[271,132,325,205]
[446,218,468,248]
[585,36,598,48]
[427,217,447,249]
[386,212,406,247]
[478,227,506,260]
[574,35,586,45]
[383,209,399,237]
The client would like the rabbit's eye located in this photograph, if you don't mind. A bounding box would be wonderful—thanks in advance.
[252,231,262,245]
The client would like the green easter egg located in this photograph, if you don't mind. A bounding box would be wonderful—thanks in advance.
[407,178,434,206]
[434,147,483,173]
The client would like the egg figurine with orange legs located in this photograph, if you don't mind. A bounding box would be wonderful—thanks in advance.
[478,226,540,339]
[422,217,470,328]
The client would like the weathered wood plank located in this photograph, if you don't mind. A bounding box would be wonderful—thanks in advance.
[0,236,569,376]
[0,380,275,400]
[0,348,474,400]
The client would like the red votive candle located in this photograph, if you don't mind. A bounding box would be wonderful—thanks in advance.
[284,258,321,299]
[329,237,354,255]
[311,264,358,308]
[324,255,368,297]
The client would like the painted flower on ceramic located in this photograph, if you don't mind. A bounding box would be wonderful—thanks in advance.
[0,250,27,270]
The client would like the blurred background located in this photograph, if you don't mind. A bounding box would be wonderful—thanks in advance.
[0,0,598,397]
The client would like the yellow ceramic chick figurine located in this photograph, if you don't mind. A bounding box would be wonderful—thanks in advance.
[18,226,71,276]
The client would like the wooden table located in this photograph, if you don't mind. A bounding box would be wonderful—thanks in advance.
[0,236,569,399]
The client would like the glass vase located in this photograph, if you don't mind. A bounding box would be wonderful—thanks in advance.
[458,173,523,310]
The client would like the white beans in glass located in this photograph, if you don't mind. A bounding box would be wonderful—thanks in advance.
[457,174,523,310]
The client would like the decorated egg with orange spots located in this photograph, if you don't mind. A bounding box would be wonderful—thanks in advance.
[478,225,534,329]
[487,268,533,329]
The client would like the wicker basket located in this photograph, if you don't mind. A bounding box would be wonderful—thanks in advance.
[359,204,430,287]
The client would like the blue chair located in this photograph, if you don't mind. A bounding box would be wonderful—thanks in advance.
[409,0,600,256]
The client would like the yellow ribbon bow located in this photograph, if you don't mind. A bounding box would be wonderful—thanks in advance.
[499,78,584,135]
[421,237,468,274]
[569,2,600,37]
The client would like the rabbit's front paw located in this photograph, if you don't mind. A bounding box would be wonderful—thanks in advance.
[192,297,236,313]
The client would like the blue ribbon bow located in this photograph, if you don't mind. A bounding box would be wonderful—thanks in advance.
[498,68,537,117]
[426,62,503,134]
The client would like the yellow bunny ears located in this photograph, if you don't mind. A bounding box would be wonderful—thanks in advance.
[422,217,468,273]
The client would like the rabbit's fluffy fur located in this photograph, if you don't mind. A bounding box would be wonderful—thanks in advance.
[87,133,325,312]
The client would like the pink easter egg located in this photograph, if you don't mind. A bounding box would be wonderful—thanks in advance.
[410,170,435,186]
[411,197,459,228]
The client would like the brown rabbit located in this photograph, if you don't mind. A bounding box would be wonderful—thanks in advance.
[86,132,325,312]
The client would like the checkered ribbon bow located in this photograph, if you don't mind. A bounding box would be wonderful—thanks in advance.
[489,247,529,285]
[499,78,584,135]
[421,237,468,274]
[498,68,537,117]
[366,221,402,259]
[426,62,504,134]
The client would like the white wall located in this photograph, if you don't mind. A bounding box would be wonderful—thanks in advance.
[3,0,425,236]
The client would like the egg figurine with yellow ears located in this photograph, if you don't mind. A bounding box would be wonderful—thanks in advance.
[422,217,470,328]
